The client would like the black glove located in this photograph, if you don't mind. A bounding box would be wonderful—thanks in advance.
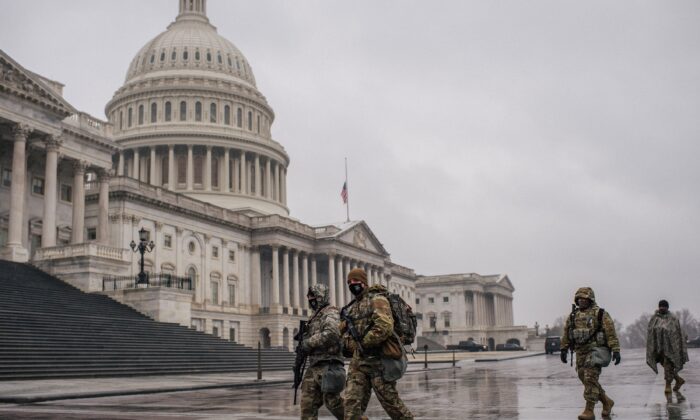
[560,349,568,364]
[613,351,621,365]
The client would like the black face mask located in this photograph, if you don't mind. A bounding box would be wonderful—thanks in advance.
[349,284,364,296]
[308,298,318,310]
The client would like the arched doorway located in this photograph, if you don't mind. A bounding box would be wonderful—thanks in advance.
[488,337,495,351]
[282,327,290,350]
[507,338,520,346]
[259,328,271,348]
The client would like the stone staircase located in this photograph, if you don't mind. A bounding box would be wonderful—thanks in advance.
[0,261,295,380]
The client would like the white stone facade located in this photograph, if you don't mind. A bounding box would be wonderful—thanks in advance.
[0,0,524,352]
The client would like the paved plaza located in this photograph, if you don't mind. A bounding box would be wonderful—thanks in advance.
[0,348,697,419]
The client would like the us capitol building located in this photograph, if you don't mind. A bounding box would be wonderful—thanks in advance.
[0,0,526,350]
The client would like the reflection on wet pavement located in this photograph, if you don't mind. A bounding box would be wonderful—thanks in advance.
[0,348,697,419]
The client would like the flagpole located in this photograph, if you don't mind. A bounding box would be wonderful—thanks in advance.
[345,157,350,222]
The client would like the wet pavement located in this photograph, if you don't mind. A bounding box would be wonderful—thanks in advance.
[0,348,697,419]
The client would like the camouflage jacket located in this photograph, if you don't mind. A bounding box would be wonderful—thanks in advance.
[340,285,395,360]
[560,305,620,353]
[646,310,689,374]
[303,303,342,367]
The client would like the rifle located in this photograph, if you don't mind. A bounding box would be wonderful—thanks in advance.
[568,303,576,367]
[340,302,364,356]
[292,320,307,405]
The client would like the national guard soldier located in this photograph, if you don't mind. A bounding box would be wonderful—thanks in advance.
[560,287,621,420]
[646,299,689,395]
[340,268,413,420]
[299,284,345,420]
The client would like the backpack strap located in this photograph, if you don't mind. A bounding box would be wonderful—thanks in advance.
[597,308,605,333]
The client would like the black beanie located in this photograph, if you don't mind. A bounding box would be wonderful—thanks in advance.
[658,299,669,308]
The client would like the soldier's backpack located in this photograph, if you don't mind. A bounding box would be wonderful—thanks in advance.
[373,291,418,345]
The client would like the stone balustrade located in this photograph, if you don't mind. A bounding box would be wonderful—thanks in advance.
[34,243,129,262]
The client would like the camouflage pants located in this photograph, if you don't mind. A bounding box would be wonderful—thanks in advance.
[659,356,678,382]
[576,351,605,404]
[300,364,344,420]
[344,357,413,420]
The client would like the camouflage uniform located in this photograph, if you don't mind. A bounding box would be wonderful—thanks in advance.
[646,310,689,391]
[300,284,344,420]
[561,288,620,412]
[341,278,413,420]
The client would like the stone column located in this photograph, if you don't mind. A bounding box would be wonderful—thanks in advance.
[343,258,351,305]
[232,156,239,193]
[204,146,212,191]
[327,253,336,308]
[292,249,300,309]
[310,255,317,287]
[133,148,140,181]
[168,145,175,190]
[97,169,111,245]
[273,162,280,201]
[153,222,162,271]
[281,167,287,205]
[222,149,230,192]
[149,147,157,185]
[265,158,272,199]
[271,246,280,306]
[254,154,261,196]
[301,253,309,310]
[186,145,194,190]
[41,136,61,248]
[117,151,124,176]
[336,255,344,307]
[240,151,247,194]
[2,125,31,261]
[251,246,262,308]
[71,161,88,244]
[282,248,290,308]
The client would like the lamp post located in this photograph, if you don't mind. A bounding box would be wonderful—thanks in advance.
[130,227,155,286]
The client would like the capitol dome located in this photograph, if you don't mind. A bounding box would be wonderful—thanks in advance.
[106,0,289,217]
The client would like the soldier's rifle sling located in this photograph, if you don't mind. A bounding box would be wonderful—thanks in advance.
[569,304,576,367]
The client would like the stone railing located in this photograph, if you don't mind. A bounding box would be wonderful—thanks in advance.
[251,214,316,237]
[313,225,341,236]
[64,112,113,137]
[34,243,129,262]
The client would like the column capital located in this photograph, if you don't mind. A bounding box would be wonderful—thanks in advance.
[98,168,114,181]
[206,145,213,151]
[175,226,184,234]
[73,160,89,174]
[12,123,33,140]
[45,134,63,151]
[154,221,164,231]
[168,144,174,151]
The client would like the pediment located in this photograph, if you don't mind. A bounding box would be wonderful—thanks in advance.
[0,50,75,118]
[337,222,385,255]
[497,275,515,292]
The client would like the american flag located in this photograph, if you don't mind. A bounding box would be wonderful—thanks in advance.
[340,181,348,204]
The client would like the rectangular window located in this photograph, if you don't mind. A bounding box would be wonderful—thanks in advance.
[87,228,97,241]
[0,228,8,247]
[444,315,451,328]
[60,184,73,202]
[228,284,235,306]
[416,298,420,305]
[163,234,172,248]
[211,281,219,304]
[212,245,219,258]
[429,316,437,329]
[212,326,219,337]
[228,249,235,262]
[428,297,434,304]
[1,168,11,187]
[229,328,236,342]
[443,296,449,303]
[32,177,45,195]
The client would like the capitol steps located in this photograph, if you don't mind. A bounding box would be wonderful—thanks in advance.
[0,260,295,380]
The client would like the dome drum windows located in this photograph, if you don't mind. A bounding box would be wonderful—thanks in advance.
[138,105,145,125]
[171,48,177,61]
[180,101,187,121]
[128,107,133,127]
[236,108,242,128]
[206,50,212,62]
[224,105,231,125]
[195,49,201,61]
[165,101,172,122]
[183,48,189,61]
[150,103,158,123]
[247,111,252,131]
[195,101,202,122]
[210,103,217,123]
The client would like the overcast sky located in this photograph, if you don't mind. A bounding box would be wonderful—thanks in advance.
[2,0,699,329]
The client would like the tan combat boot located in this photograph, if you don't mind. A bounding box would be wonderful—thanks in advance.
[600,393,614,417]
[578,401,596,420]
[665,380,673,394]
[673,375,685,391]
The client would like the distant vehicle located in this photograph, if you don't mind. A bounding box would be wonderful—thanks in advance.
[545,336,561,354]
[455,340,488,352]
[503,342,524,351]
[688,337,700,348]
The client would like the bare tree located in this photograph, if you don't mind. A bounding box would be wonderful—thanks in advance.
[623,312,652,348]
[674,308,700,340]
[547,316,566,337]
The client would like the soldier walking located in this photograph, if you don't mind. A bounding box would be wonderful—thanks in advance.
[560,287,621,420]
[646,299,689,395]
[340,268,413,420]
[299,284,345,420]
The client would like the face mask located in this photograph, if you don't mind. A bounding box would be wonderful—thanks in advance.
[349,284,364,296]
[308,298,318,310]
[659,308,668,314]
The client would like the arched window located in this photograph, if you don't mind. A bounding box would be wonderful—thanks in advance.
[195,49,200,61]
[194,154,203,184]
[161,155,169,185]
[210,103,217,123]
[180,101,187,121]
[195,102,202,121]
[150,53,155,64]
[183,48,189,61]
[138,105,144,125]
[227,56,232,67]
[236,57,241,70]
[206,51,212,62]
[236,108,242,127]
[224,105,231,125]
[247,111,252,130]
[160,51,165,62]
[217,53,222,64]
[128,108,132,127]
[177,155,187,183]
[165,101,172,122]
[257,115,261,133]
[171,49,177,61]
[150,103,157,123]
[119,111,123,130]
[211,157,219,188]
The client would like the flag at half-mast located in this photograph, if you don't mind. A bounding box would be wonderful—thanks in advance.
[340,181,348,204]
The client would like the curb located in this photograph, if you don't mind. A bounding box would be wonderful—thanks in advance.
[474,352,545,363]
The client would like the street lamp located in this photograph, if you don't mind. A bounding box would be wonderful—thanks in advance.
[130,227,155,285]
